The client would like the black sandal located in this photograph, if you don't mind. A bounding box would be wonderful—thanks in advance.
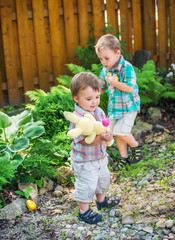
[96,195,121,210]
[130,144,143,164]
[112,157,130,171]
[78,208,102,224]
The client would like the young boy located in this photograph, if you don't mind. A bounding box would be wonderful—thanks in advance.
[95,34,142,170]
[68,72,120,224]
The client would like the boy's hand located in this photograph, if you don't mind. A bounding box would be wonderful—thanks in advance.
[99,132,113,142]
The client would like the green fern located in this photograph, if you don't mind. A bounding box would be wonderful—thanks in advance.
[25,89,47,103]
[56,75,72,88]
[66,63,87,74]
[135,60,175,105]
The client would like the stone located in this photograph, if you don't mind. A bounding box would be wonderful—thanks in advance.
[122,215,136,225]
[143,226,153,233]
[18,182,38,202]
[39,177,54,195]
[156,219,166,228]
[56,166,74,184]
[165,220,174,228]
[148,107,162,124]
[0,198,27,220]
[132,120,153,135]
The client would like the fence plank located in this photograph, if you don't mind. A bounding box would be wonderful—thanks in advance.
[143,0,156,60]
[48,0,67,82]
[106,0,118,32]
[32,0,49,91]
[132,0,142,51]
[119,0,130,54]
[157,0,168,68]
[78,0,90,46]
[0,4,20,106]
[63,0,79,63]
[0,16,4,107]
[16,0,34,99]
[92,0,105,40]
[170,0,175,64]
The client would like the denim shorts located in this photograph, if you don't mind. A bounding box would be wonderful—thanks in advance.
[110,111,137,136]
[71,156,110,203]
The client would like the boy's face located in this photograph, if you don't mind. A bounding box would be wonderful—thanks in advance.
[97,48,120,69]
[73,86,100,112]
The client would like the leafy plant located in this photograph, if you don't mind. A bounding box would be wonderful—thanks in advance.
[0,110,45,170]
[15,187,33,199]
[134,60,175,105]
[26,85,74,139]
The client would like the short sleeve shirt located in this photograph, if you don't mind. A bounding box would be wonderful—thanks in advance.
[69,104,107,163]
[99,55,140,120]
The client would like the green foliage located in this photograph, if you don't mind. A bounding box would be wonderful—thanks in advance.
[27,85,74,139]
[15,187,33,199]
[74,23,131,69]
[134,60,175,106]
[0,158,15,191]
[0,110,45,170]
[16,137,71,184]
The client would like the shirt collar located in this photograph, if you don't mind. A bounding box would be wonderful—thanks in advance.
[105,55,124,73]
[74,103,98,117]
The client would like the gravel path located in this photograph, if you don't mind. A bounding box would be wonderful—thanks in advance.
[0,132,175,239]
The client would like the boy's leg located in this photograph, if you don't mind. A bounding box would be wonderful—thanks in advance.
[95,157,121,210]
[79,201,90,214]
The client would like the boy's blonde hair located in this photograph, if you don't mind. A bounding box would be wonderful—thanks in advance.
[70,72,100,97]
[95,34,121,53]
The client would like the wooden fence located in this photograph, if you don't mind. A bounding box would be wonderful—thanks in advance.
[0,0,175,107]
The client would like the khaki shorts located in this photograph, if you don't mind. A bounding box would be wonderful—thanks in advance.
[71,156,110,203]
[110,111,137,136]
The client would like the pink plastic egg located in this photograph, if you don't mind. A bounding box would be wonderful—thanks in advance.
[102,117,110,127]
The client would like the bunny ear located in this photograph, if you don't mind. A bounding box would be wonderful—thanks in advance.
[64,111,81,124]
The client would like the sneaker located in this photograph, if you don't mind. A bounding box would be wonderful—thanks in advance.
[112,157,130,171]
[130,144,143,164]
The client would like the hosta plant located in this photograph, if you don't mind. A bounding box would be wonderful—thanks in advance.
[0,110,45,170]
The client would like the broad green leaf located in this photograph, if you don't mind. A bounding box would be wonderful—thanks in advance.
[17,113,33,127]
[0,112,12,129]
[0,151,10,160]
[23,126,45,139]
[0,144,7,152]
[9,137,29,152]
[10,154,24,169]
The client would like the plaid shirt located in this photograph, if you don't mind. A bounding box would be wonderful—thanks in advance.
[99,55,140,120]
[69,104,107,163]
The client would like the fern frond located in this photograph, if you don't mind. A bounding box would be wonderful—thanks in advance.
[25,89,47,102]
[56,75,72,88]
[66,63,87,74]
[140,95,152,104]
[161,92,175,99]
[50,85,71,95]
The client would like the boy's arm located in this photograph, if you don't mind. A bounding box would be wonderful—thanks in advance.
[108,64,136,93]
[107,78,134,93]
[79,132,113,146]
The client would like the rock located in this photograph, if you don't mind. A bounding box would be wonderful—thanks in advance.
[171,226,175,233]
[39,177,54,195]
[132,120,153,137]
[0,198,27,220]
[52,191,62,197]
[132,50,151,69]
[122,215,136,225]
[56,166,74,184]
[143,226,153,233]
[155,124,165,131]
[165,220,174,228]
[148,107,162,123]
[156,219,166,228]
[18,182,38,202]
